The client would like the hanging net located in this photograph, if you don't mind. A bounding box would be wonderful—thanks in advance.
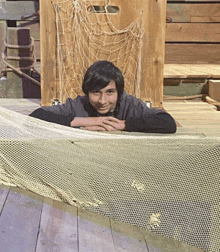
[0,106,219,252]
[53,0,144,103]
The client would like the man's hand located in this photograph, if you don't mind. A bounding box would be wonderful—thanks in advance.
[71,117,126,131]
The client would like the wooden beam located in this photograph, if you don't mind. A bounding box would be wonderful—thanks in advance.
[166,23,220,42]
[40,0,59,106]
[165,43,220,64]
[164,64,220,79]
[167,3,220,23]
[0,1,39,21]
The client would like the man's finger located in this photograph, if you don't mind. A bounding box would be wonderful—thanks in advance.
[105,116,121,123]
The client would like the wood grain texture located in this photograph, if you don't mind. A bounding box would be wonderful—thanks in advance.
[142,0,166,107]
[166,23,220,42]
[164,64,220,78]
[40,0,59,106]
[78,207,115,251]
[110,219,148,251]
[0,185,9,212]
[40,0,165,107]
[0,187,43,252]
[209,80,220,102]
[165,43,220,64]
[167,3,220,23]
[36,198,78,252]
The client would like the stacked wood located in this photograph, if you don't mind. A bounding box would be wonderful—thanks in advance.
[166,1,220,64]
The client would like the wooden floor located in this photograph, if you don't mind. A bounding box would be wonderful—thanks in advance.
[0,185,205,252]
[1,98,219,252]
[163,99,220,137]
[164,64,220,79]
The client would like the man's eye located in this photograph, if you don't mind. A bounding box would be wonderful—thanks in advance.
[107,90,115,94]
[91,90,100,94]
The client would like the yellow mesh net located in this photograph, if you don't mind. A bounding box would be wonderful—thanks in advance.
[53,0,144,102]
[0,106,219,252]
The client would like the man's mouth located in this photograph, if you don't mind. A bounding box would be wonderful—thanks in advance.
[97,106,108,110]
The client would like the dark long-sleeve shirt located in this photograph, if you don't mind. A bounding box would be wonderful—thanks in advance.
[29,92,177,133]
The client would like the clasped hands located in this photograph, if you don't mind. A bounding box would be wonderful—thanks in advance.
[71,116,126,131]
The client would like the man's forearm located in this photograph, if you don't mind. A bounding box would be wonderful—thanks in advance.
[70,117,97,127]
[29,108,74,126]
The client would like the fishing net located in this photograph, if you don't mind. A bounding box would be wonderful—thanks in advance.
[0,106,219,252]
[53,0,143,102]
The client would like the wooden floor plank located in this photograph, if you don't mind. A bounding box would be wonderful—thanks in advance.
[78,207,115,252]
[0,185,9,212]
[36,198,78,252]
[110,219,148,252]
[142,230,205,252]
[0,187,43,252]
[164,64,220,78]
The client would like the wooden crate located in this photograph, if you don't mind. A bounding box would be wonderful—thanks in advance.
[40,0,167,107]
[209,80,220,102]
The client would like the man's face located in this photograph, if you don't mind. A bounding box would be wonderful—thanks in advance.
[88,81,118,114]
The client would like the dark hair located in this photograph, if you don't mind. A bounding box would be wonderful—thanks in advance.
[82,61,124,97]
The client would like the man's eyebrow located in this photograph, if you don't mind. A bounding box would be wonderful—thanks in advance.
[106,88,117,91]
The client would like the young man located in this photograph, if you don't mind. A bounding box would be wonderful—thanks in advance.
[30,61,176,133]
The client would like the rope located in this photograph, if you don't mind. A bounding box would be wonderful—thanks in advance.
[53,0,143,101]
[1,37,40,86]
[163,94,205,100]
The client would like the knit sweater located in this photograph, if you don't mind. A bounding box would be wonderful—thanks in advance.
[29,92,176,133]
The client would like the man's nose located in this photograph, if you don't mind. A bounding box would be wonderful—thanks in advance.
[99,93,107,104]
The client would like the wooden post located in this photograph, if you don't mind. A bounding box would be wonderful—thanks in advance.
[6,27,31,98]
[40,0,59,106]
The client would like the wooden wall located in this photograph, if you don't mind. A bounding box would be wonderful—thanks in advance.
[40,0,166,107]
[166,0,220,64]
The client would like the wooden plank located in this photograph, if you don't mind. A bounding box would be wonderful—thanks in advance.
[166,3,220,23]
[166,4,191,22]
[164,64,220,78]
[78,207,115,251]
[141,0,166,107]
[36,198,78,252]
[40,0,59,106]
[142,229,204,252]
[0,185,9,212]
[110,219,148,251]
[0,1,39,21]
[0,187,43,252]
[166,23,220,42]
[165,43,220,64]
